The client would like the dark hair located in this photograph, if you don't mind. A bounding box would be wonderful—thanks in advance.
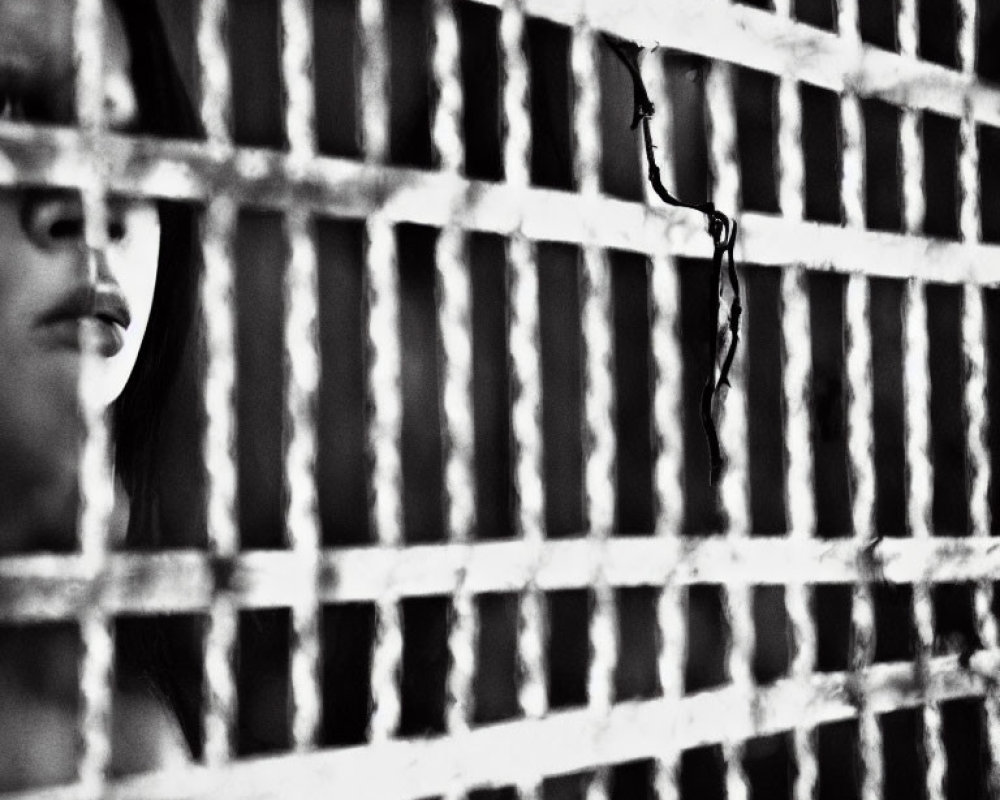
[110,0,203,546]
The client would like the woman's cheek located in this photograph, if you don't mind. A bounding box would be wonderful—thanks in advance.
[99,205,160,406]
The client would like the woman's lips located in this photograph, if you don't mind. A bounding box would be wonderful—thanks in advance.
[39,316,125,357]
[36,285,130,358]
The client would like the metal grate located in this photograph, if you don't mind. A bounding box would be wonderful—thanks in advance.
[2,0,1000,798]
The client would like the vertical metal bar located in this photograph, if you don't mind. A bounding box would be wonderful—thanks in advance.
[279,0,323,754]
[782,266,818,800]
[283,0,317,159]
[196,0,238,767]
[366,212,404,744]
[502,4,545,797]
[283,205,322,751]
[439,220,477,796]
[904,277,947,800]
[773,2,819,794]
[432,0,464,176]
[571,17,617,800]
[844,273,881,800]
[359,0,390,163]
[431,1,477,794]
[896,2,948,797]
[357,0,403,748]
[705,58,753,800]
[74,1,114,794]
[198,0,232,148]
[837,5,883,799]
[898,0,924,237]
[643,49,686,800]
[201,195,239,767]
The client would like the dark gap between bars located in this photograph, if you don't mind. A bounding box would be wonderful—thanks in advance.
[980,0,1000,82]
[794,0,836,33]
[813,584,852,673]
[941,698,991,799]
[320,602,376,747]
[743,732,794,800]
[734,67,779,215]
[800,84,843,225]
[752,585,790,684]
[873,582,915,663]
[919,0,960,69]
[236,210,287,550]
[236,607,291,756]
[881,708,925,800]
[932,582,981,655]
[608,759,655,800]
[732,0,773,10]
[115,615,204,763]
[981,125,1000,245]
[599,43,644,201]
[681,744,726,800]
[388,0,434,167]
[662,51,710,208]
[315,0,362,158]
[469,788,519,800]
[150,201,208,550]
[545,588,589,710]
[542,769,595,800]
[926,284,970,536]
[527,17,574,190]
[922,112,960,241]
[538,242,584,539]
[816,719,861,800]
[397,224,445,544]
[317,218,371,547]
[469,787,518,800]
[859,0,897,52]
[612,587,658,702]
[987,288,1000,533]
[744,264,785,535]
[862,98,903,233]
[398,595,449,736]
[870,278,906,537]
[230,0,285,149]
[470,233,514,540]
[808,272,852,538]
[458,1,503,181]
[610,250,654,536]
[685,585,727,693]
[678,257,724,535]
[472,592,520,725]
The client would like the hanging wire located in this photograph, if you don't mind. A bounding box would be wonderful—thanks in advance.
[603,35,740,485]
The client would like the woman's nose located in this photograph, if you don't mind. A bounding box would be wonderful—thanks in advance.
[21,191,128,250]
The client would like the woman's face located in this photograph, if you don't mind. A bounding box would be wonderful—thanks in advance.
[0,0,159,535]
[0,0,160,407]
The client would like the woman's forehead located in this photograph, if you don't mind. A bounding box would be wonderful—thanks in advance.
[0,0,129,90]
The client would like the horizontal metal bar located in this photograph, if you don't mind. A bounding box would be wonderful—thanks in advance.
[2,651,995,800]
[2,536,999,622]
[488,0,1000,126]
[1,126,998,285]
